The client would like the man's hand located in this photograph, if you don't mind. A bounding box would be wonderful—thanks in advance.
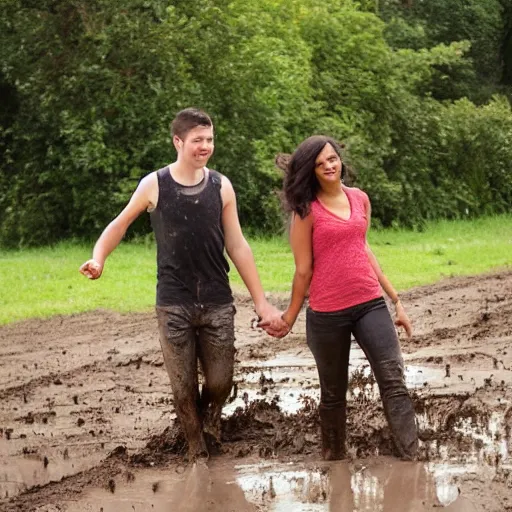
[255,301,290,338]
[262,317,291,338]
[394,302,412,338]
[79,259,103,280]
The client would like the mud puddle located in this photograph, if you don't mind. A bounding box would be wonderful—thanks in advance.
[235,459,489,511]
[59,457,488,511]
[417,409,510,463]
[0,363,175,501]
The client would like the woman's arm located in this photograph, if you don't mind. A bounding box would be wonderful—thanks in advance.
[364,197,413,338]
[282,212,314,330]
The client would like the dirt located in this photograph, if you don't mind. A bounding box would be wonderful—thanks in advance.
[1,270,512,511]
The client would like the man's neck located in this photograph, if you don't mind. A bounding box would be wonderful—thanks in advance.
[169,162,205,186]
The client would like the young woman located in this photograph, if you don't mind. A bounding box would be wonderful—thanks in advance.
[269,135,418,460]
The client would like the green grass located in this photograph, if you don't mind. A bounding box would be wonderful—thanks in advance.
[366,214,512,289]
[1,214,510,325]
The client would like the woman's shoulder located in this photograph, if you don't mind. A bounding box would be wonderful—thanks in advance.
[310,197,321,210]
[344,185,370,204]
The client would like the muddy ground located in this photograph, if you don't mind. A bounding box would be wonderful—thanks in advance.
[1,271,511,511]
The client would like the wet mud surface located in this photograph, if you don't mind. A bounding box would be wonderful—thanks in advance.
[1,271,512,511]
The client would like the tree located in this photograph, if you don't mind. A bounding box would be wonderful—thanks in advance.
[378,0,508,102]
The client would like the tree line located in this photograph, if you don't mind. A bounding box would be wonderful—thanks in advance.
[1,0,511,246]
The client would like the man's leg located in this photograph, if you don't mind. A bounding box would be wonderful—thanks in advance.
[306,308,352,460]
[353,299,418,460]
[156,305,208,461]
[196,303,236,446]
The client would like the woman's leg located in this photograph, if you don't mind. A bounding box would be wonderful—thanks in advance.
[352,300,418,460]
[306,308,352,460]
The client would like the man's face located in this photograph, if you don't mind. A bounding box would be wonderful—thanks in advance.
[175,125,214,166]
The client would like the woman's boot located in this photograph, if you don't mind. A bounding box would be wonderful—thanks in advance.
[319,406,347,460]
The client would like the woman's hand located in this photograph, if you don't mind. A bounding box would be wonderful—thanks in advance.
[394,301,412,338]
[258,311,292,338]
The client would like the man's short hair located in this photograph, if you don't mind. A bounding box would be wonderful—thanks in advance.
[171,108,213,139]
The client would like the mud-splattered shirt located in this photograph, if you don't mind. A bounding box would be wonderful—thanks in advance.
[150,166,232,306]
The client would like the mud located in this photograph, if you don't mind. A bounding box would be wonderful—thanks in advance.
[1,271,512,511]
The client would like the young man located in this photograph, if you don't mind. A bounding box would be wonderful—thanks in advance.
[80,108,286,461]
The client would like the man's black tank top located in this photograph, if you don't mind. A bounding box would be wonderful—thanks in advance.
[150,166,232,306]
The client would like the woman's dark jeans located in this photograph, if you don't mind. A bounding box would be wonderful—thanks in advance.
[306,297,418,460]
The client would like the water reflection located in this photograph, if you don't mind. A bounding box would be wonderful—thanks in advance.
[236,458,467,511]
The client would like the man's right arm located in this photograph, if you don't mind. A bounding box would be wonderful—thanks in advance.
[79,173,156,279]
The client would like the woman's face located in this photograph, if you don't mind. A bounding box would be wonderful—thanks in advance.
[314,143,342,186]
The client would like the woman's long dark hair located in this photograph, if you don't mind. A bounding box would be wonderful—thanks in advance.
[277,135,345,219]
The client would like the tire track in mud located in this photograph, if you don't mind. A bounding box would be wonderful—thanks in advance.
[0,349,165,401]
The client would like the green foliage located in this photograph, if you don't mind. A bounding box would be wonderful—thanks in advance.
[1,0,512,246]
[379,0,509,102]
[377,94,512,227]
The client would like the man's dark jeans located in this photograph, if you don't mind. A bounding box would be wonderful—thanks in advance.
[306,297,418,460]
[156,302,236,461]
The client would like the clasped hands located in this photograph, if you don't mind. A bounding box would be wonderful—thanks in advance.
[254,302,291,338]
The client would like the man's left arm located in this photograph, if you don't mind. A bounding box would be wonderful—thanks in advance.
[221,176,287,333]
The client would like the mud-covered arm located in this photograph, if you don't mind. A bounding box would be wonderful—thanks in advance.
[221,176,285,328]
[79,173,155,279]
[282,212,313,329]
[364,196,412,337]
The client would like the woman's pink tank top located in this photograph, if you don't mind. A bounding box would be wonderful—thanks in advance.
[308,186,382,312]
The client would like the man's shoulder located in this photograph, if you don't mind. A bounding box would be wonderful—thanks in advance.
[208,168,225,179]
[152,165,169,178]
[208,168,231,188]
[138,169,160,187]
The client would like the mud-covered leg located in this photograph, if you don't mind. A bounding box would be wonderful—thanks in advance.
[156,306,208,461]
[306,308,352,460]
[353,303,418,460]
[197,304,236,447]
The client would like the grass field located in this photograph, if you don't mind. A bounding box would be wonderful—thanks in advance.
[1,214,510,325]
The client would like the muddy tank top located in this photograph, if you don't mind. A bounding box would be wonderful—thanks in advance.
[150,166,232,306]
